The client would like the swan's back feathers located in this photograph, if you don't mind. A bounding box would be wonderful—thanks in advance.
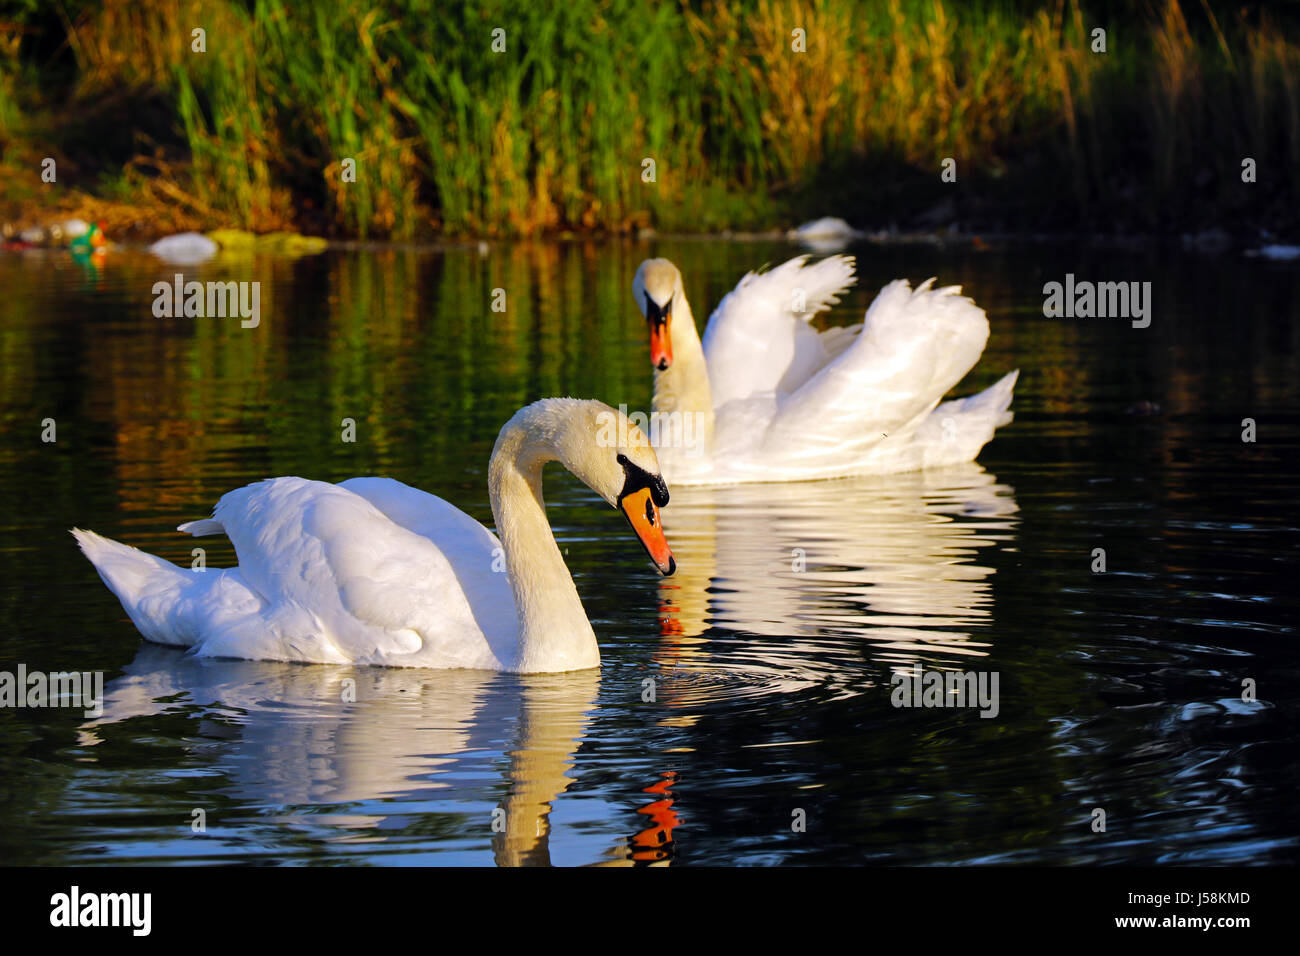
[76,478,513,668]
[702,254,857,408]
[337,477,517,656]
[200,477,505,667]
[656,264,1015,484]
[759,279,992,478]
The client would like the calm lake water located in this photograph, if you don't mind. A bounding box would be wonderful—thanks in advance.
[0,236,1296,865]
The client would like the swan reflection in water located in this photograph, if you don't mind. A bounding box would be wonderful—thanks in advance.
[654,462,1018,689]
[78,656,632,865]
[79,462,1014,865]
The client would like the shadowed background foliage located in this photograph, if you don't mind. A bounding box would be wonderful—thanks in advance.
[1,0,1298,239]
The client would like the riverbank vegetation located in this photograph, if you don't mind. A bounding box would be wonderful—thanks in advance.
[1,0,1296,240]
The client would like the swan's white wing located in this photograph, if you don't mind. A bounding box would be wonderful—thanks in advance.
[701,254,856,407]
[337,476,517,655]
[760,279,991,472]
[187,477,506,668]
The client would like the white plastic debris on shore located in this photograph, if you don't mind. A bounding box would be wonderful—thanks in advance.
[55,219,90,240]
[149,232,219,265]
[788,217,860,239]
[787,216,861,252]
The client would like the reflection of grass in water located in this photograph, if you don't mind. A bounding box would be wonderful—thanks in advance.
[6,0,1300,237]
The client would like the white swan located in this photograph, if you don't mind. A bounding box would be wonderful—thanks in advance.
[633,255,1019,484]
[72,399,675,672]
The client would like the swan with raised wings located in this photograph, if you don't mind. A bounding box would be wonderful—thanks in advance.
[73,399,674,672]
[633,256,1018,484]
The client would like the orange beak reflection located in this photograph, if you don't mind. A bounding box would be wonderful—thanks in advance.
[620,486,675,576]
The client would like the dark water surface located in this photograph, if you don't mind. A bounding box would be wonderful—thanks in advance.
[0,237,1296,865]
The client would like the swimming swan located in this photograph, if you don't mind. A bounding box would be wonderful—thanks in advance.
[633,256,1018,484]
[73,399,674,672]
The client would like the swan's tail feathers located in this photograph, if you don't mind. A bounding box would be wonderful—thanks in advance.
[178,518,224,536]
[917,369,1019,468]
[71,529,199,647]
[985,368,1019,427]
[770,279,992,454]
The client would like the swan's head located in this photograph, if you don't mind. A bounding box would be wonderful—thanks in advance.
[633,258,682,371]
[502,398,675,576]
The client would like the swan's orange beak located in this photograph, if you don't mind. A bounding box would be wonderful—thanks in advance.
[620,487,675,576]
[648,304,673,371]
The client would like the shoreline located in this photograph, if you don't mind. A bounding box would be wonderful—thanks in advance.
[6,217,1295,262]
[3,2,1297,247]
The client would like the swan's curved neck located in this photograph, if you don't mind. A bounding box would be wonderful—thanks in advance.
[653,281,715,450]
[488,416,600,672]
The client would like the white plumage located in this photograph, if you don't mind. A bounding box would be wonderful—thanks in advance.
[633,255,1018,484]
[74,478,517,669]
[73,399,673,672]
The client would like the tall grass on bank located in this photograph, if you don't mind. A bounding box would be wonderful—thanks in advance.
[684,0,1105,193]
[3,0,1300,237]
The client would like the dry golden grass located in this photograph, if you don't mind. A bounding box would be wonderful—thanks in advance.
[5,0,1298,236]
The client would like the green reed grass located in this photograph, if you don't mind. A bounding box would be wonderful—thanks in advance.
[5,0,1299,237]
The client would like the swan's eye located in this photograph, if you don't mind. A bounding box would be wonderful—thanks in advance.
[645,498,655,525]
[645,292,672,325]
[617,453,669,508]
